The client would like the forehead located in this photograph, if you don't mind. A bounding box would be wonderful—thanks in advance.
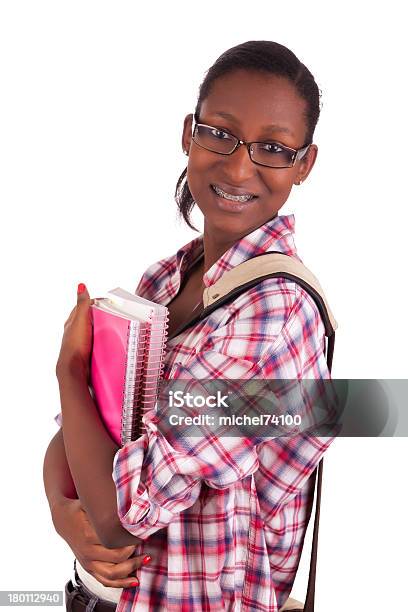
[200,69,308,142]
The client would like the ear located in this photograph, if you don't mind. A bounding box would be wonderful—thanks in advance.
[182,113,194,155]
[295,144,318,185]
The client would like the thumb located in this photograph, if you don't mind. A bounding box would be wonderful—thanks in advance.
[77,282,90,306]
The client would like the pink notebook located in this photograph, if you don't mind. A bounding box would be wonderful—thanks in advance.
[90,288,168,446]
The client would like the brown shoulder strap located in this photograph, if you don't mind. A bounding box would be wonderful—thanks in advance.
[168,252,337,612]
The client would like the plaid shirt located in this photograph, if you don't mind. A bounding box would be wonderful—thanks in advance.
[111,213,335,611]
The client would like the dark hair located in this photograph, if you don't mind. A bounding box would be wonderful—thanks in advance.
[175,40,322,230]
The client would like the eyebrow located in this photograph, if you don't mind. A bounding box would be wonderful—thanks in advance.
[210,111,294,136]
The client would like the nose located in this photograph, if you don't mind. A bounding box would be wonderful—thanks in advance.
[221,143,256,183]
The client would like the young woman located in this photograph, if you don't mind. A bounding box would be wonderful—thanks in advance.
[44,40,335,612]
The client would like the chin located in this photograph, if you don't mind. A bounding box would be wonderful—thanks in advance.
[201,205,266,241]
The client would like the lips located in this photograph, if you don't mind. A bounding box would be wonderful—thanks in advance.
[211,184,257,202]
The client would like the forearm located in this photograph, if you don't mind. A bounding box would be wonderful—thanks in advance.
[43,428,78,514]
[58,365,141,548]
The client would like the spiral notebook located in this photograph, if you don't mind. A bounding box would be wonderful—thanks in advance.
[90,288,168,446]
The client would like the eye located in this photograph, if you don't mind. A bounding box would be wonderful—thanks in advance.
[262,142,285,154]
[210,128,233,140]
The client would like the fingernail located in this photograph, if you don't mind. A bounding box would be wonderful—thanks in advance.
[130,579,139,587]
[142,555,152,565]
[77,283,86,294]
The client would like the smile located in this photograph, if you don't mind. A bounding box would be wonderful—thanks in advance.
[211,184,256,202]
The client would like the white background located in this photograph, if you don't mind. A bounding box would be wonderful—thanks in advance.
[0,1,407,610]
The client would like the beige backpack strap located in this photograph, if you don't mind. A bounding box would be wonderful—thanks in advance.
[203,251,338,334]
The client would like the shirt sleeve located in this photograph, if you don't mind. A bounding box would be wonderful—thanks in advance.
[112,400,261,540]
[112,280,337,541]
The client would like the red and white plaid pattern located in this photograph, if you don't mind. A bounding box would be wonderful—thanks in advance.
[111,214,335,611]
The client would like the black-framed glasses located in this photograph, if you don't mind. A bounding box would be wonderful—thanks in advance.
[192,117,311,169]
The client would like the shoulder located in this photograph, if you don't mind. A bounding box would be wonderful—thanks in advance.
[136,237,203,300]
[135,252,178,300]
[220,275,325,338]
[188,277,327,376]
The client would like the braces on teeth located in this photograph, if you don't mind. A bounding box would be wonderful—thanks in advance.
[213,185,253,202]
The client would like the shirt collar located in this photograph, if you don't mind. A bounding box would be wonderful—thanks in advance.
[176,213,299,289]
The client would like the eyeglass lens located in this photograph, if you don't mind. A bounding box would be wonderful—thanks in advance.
[194,124,296,168]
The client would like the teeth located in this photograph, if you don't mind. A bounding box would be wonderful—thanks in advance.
[212,185,254,202]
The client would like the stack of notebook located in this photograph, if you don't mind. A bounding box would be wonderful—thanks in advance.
[90,288,169,446]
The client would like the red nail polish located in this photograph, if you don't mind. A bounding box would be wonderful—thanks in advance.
[142,555,152,565]
[130,580,139,587]
[77,283,86,294]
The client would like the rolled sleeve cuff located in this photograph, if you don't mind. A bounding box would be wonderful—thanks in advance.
[112,431,202,540]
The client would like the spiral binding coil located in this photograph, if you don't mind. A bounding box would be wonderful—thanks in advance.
[136,312,169,432]
[120,309,169,444]
[120,321,148,445]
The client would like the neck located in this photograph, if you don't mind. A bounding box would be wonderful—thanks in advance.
[202,226,239,274]
[201,214,280,273]
[201,218,265,273]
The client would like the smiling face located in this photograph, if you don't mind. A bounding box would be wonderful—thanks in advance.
[182,69,318,243]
